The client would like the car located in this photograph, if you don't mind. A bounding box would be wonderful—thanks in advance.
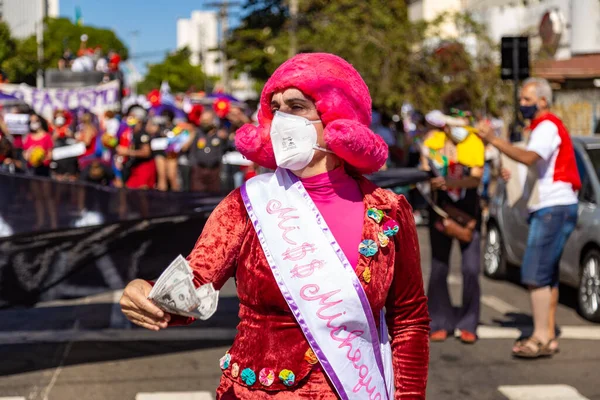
[484,136,600,323]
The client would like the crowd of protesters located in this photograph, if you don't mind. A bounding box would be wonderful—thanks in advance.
[0,101,259,193]
[58,35,122,75]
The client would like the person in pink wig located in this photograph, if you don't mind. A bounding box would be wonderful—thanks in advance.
[120,53,430,399]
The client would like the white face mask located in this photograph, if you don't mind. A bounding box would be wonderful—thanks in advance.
[55,116,66,126]
[450,126,469,143]
[30,122,41,132]
[270,111,330,171]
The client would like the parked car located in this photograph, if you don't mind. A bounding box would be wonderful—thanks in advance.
[484,136,600,322]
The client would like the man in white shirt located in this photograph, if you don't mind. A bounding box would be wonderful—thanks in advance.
[477,77,580,359]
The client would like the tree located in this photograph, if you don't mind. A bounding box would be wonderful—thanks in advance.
[136,48,209,94]
[0,21,16,64]
[227,0,510,114]
[0,17,128,85]
[225,0,290,85]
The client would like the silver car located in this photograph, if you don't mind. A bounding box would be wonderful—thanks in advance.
[484,136,600,322]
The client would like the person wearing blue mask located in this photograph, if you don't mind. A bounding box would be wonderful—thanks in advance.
[476,77,580,359]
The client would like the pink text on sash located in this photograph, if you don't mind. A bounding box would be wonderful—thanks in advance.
[266,198,383,400]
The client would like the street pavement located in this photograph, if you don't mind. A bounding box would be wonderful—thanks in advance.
[1,227,599,400]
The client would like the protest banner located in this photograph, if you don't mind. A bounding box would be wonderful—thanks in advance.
[0,81,120,120]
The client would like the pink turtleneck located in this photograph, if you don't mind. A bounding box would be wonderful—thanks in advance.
[300,167,364,268]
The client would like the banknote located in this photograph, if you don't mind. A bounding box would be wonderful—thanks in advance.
[148,255,190,299]
[148,255,220,320]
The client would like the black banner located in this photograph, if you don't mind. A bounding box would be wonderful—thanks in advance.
[0,169,429,307]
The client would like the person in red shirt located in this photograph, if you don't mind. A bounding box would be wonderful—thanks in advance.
[50,110,79,181]
[23,114,53,177]
[118,119,156,189]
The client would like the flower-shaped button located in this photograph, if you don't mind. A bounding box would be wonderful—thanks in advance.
[219,353,231,370]
[304,348,318,365]
[363,267,372,284]
[241,368,256,386]
[231,363,240,378]
[378,232,390,248]
[383,220,400,237]
[359,239,378,257]
[279,369,296,387]
[367,208,384,224]
[259,368,275,387]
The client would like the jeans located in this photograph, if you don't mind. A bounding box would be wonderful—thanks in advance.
[521,204,578,287]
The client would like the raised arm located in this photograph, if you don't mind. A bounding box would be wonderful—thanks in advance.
[386,195,430,399]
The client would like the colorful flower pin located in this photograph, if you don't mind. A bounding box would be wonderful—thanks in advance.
[219,353,231,370]
[279,369,296,387]
[231,363,240,378]
[367,208,384,224]
[241,368,256,386]
[363,267,372,283]
[304,348,318,365]
[259,368,275,387]
[383,220,400,237]
[359,239,378,257]
[378,232,390,248]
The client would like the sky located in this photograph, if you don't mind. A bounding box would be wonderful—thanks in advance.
[59,0,240,76]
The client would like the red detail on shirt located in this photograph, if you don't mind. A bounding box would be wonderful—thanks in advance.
[530,113,581,191]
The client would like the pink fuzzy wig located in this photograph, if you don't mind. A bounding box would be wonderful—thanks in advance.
[235,53,388,174]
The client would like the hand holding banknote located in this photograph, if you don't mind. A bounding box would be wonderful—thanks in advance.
[121,255,219,330]
[120,279,171,331]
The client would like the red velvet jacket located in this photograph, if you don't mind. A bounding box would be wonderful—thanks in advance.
[177,176,430,399]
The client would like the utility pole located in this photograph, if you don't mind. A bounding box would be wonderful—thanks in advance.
[129,30,140,95]
[288,0,299,58]
[205,1,240,93]
[36,0,46,89]
[220,1,229,92]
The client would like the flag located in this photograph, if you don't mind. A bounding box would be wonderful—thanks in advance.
[75,6,83,26]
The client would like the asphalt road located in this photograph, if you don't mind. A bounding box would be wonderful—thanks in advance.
[1,227,599,400]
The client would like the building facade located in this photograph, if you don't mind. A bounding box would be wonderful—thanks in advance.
[0,0,59,39]
[407,0,600,135]
[407,0,467,38]
[177,11,220,78]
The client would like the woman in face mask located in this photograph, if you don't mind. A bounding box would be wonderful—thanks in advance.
[419,90,485,345]
[23,113,53,177]
[51,110,79,181]
[120,53,430,400]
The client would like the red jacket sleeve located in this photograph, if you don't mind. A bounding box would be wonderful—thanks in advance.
[164,189,248,326]
[385,195,430,399]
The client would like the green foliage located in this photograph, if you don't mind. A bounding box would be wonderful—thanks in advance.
[0,17,128,85]
[0,21,16,64]
[136,47,208,94]
[227,1,510,115]
[1,36,39,85]
[43,17,129,63]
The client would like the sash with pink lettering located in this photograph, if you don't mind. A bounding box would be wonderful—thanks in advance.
[241,168,394,400]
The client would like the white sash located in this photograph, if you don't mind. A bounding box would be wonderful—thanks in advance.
[241,168,394,400]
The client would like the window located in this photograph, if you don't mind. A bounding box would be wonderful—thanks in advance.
[580,148,600,204]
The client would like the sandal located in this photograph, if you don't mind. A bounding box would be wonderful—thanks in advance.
[549,338,560,354]
[512,337,553,359]
[514,337,560,354]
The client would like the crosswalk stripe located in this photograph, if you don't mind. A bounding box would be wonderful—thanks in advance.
[136,392,213,400]
[0,397,26,400]
[498,384,590,400]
